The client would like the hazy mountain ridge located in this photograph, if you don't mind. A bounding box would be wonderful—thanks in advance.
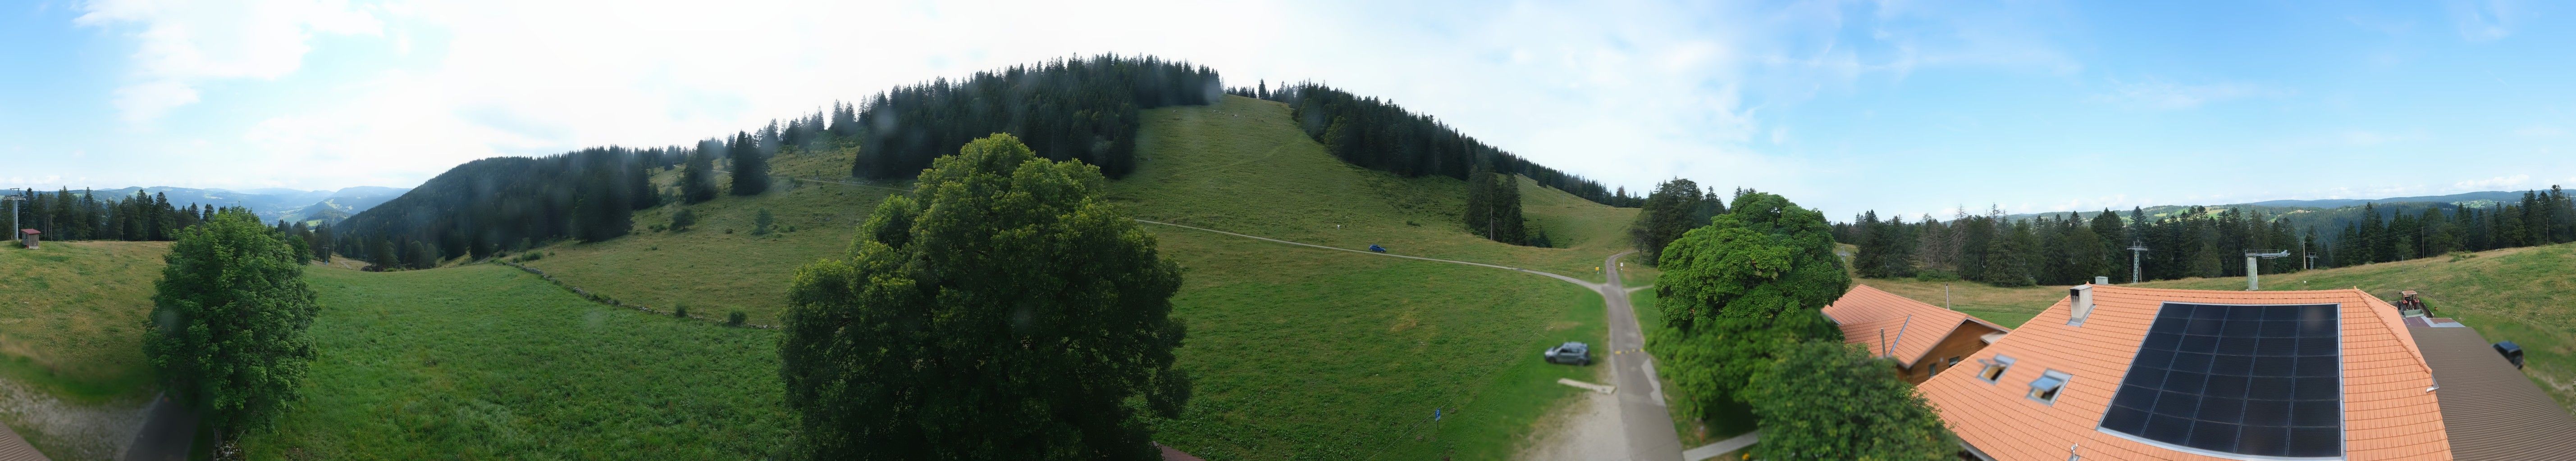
[71,185,410,225]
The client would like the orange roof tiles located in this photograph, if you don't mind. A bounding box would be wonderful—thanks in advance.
[1826,284,2010,367]
[1917,285,2451,461]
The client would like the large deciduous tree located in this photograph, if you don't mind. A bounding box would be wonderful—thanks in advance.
[143,209,321,435]
[779,133,1190,460]
[1746,341,1957,461]
[1653,190,1849,422]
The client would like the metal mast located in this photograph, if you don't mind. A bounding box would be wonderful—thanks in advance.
[2243,250,2291,290]
[2126,241,2149,284]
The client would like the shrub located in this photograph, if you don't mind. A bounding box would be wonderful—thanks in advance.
[673,304,690,319]
[2448,251,2477,262]
[727,311,747,327]
[753,208,775,235]
[1912,269,1959,282]
[670,208,698,232]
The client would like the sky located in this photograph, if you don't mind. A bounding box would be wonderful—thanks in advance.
[4,0,2573,218]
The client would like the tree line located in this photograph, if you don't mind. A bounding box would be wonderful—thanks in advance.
[1836,185,2576,286]
[1250,81,1645,208]
[1626,179,1731,265]
[8,188,217,242]
[850,55,1222,180]
[332,146,672,269]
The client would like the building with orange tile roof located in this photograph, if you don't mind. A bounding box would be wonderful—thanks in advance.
[1825,284,2012,383]
[1920,284,2463,461]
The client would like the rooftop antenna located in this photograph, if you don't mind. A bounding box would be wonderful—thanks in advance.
[2126,241,2149,284]
[2243,250,2291,290]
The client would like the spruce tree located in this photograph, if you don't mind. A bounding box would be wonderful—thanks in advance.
[681,145,719,204]
[731,131,770,196]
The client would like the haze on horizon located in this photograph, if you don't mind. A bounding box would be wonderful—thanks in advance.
[4,0,2571,218]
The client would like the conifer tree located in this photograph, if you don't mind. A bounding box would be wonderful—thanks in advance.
[731,131,770,196]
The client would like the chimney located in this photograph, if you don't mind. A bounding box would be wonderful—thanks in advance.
[2095,276,2110,285]
[2067,285,2096,326]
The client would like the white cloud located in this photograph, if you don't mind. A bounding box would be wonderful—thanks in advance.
[2453,174,2529,190]
[2096,78,2276,110]
[110,80,197,122]
[77,0,383,122]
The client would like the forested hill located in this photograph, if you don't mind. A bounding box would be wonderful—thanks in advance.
[1233,82,1642,208]
[333,55,1636,267]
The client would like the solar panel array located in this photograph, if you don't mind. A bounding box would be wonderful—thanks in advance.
[2099,303,2343,458]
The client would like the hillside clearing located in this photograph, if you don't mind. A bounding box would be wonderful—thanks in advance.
[243,265,789,459]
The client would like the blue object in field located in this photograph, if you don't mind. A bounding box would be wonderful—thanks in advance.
[1369,244,1387,253]
[1434,407,1442,421]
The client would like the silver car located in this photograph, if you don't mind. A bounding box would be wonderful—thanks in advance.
[1544,341,1591,366]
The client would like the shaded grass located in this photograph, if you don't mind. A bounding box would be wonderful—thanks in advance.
[1145,229,1605,460]
[242,265,788,459]
[1858,241,2576,414]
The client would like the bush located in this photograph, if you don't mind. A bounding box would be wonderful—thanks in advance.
[673,304,690,319]
[753,208,775,235]
[1912,269,1959,282]
[2448,251,2477,262]
[1746,341,1955,460]
[727,311,747,327]
[670,208,698,232]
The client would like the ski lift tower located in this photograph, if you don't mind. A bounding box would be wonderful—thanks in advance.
[2,194,22,243]
[2243,250,2291,290]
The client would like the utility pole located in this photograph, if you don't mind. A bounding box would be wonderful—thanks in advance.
[2243,250,2290,290]
[2127,241,2149,284]
[3,190,23,240]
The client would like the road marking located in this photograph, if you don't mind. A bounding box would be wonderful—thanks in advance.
[1557,378,1616,394]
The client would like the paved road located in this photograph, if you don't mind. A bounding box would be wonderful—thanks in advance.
[1596,253,1686,461]
[120,393,193,461]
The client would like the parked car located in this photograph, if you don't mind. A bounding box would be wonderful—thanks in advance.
[1544,341,1591,366]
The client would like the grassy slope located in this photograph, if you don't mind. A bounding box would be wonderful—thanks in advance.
[1115,96,1638,282]
[1857,241,2576,412]
[0,242,163,402]
[1117,96,1629,458]
[244,264,787,459]
[274,95,1642,459]
[519,147,897,325]
[0,241,166,459]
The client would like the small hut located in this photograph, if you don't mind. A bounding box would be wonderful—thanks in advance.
[16,229,35,249]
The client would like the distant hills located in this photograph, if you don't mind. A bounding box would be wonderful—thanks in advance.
[78,185,410,225]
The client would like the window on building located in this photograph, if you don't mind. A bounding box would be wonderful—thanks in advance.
[2028,370,2071,405]
[1977,356,2014,383]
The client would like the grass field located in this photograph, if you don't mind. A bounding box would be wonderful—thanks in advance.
[516,147,897,325]
[0,241,170,460]
[1857,241,2576,413]
[260,95,1644,459]
[242,264,789,459]
[1144,229,1606,460]
[0,241,164,402]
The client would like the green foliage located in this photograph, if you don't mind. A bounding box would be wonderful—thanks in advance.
[1462,164,1527,244]
[682,146,719,204]
[751,208,773,235]
[1278,83,1640,207]
[669,208,696,232]
[1745,341,1956,461]
[726,310,746,327]
[1631,178,1723,265]
[144,210,321,433]
[335,147,661,258]
[851,55,1219,180]
[729,131,771,195]
[1653,191,1850,423]
[781,134,1188,460]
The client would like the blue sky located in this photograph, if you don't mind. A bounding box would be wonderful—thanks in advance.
[4,0,2571,218]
